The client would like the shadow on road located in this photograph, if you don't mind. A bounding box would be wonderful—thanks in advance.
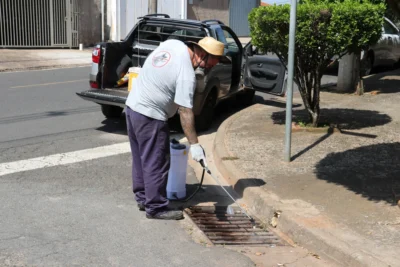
[0,106,99,125]
[254,95,302,109]
[271,108,392,130]
[321,67,400,94]
[171,178,266,210]
[95,93,302,137]
[363,68,400,94]
[272,108,392,162]
[97,117,128,135]
[315,142,400,205]
[96,94,293,136]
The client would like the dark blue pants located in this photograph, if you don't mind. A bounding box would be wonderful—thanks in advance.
[126,107,170,215]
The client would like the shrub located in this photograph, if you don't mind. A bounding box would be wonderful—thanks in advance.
[249,0,385,126]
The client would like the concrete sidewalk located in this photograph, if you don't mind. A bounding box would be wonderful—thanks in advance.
[0,48,92,72]
[181,143,337,267]
[213,69,400,266]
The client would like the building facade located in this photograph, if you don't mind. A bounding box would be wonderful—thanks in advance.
[0,0,260,48]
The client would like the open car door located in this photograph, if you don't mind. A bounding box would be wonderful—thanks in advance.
[242,43,287,96]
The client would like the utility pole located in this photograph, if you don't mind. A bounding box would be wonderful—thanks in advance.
[101,0,104,42]
[149,0,157,14]
[284,0,298,162]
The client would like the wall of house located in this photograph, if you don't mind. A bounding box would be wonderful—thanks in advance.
[79,0,252,45]
[229,0,259,36]
[79,0,122,46]
[78,0,104,46]
[115,0,187,42]
[187,0,229,25]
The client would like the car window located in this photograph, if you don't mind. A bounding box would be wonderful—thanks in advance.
[383,21,398,35]
[215,28,239,54]
[246,44,265,56]
[135,24,207,44]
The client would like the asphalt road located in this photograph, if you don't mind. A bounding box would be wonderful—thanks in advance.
[0,67,254,267]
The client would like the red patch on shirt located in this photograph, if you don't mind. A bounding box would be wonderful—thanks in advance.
[152,51,171,68]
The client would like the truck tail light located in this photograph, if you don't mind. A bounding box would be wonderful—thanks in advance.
[90,81,99,88]
[92,47,101,64]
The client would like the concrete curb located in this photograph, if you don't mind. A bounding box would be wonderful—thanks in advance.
[212,104,389,267]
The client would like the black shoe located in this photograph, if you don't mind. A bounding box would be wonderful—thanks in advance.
[146,210,184,220]
[137,203,145,211]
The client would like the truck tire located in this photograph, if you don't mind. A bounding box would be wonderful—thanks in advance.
[361,52,374,77]
[195,91,217,132]
[101,105,123,118]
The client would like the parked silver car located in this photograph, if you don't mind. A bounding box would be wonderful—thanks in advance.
[362,17,400,75]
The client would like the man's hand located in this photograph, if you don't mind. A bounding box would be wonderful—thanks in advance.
[190,143,208,167]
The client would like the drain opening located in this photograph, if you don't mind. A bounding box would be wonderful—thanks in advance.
[186,206,284,246]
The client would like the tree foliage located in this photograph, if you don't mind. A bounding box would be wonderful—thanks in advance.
[371,0,400,26]
[249,0,385,126]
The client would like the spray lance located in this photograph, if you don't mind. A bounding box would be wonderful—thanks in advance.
[198,159,256,228]
[170,138,256,227]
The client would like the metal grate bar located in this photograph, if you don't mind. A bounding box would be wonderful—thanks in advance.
[54,0,59,44]
[213,240,281,245]
[17,0,20,45]
[2,0,6,45]
[11,0,15,45]
[21,0,25,46]
[186,206,285,246]
[71,0,79,47]
[37,0,41,46]
[0,2,3,45]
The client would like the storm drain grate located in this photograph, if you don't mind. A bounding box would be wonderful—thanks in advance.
[186,206,284,246]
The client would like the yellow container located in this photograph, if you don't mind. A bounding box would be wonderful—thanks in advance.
[128,67,141,91]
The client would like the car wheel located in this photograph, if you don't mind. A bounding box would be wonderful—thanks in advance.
[101,104,123,118]
[236,90,255,107]
[195,91,217,132]
[361,53,373,77]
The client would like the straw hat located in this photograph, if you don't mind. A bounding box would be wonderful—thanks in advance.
[188,37,225,57]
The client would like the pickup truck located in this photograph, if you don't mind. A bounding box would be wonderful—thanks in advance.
[76,14,287,130]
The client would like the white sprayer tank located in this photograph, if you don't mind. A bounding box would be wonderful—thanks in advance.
[166,141,189,200]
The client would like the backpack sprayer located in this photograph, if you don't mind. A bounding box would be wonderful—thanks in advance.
[167,139,256,227]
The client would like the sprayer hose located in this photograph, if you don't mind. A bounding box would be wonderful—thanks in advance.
[175,168,205,203]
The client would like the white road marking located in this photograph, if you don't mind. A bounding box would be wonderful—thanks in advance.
[0,65,89,74]
[10,79,87,88]
[0,142,131,177]
[0,135,187,177]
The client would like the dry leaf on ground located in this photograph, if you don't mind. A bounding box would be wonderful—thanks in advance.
[370,90,380,95]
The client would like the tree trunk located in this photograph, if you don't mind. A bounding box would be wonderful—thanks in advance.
[311,110,319,127]
[302,73,322,127]
[297,71,321,127]
[310,88,320,127]
[355,52,364,95]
